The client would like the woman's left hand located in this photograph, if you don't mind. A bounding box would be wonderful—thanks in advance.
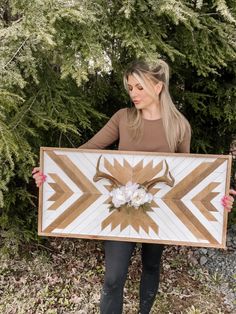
[221,189,236,212]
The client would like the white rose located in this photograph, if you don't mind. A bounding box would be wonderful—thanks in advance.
[110,188,127,208]
[123,181,139,201]
[130,188,150,208]
[110,183,153,209]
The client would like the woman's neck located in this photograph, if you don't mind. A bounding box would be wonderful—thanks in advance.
[141,105,161,120]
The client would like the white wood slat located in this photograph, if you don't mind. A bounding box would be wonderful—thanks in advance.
[154,200,203,242]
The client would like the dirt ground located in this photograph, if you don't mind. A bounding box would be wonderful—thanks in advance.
[0,238,234,314]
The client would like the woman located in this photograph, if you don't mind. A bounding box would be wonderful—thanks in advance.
[33,59,235,314]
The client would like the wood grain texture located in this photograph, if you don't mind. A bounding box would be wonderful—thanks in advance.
[38,148,231,248]
[47,173,73,210]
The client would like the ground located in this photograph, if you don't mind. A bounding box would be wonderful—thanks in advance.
[0,238,234,314]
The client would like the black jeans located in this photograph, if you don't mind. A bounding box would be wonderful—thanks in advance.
[100,240,164,314]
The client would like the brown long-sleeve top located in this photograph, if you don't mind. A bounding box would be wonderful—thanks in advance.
[79,108,191,153]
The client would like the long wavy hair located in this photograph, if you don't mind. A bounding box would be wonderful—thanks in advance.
[123,59,191,152]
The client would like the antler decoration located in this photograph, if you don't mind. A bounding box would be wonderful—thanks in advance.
[93,155,175,190]
[142,160,175,191]
[93,155,122,187]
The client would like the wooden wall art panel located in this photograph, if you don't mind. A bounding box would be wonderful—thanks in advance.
[38,148,232,248]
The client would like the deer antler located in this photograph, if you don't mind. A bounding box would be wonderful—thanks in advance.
[93,155,122,187]
[142,160,175,191]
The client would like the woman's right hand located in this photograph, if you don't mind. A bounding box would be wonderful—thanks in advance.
[32,167,47,187]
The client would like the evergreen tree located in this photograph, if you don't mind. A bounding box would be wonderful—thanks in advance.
[0,0,236,251]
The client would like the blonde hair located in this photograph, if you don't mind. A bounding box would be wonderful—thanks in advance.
[123,59,191,152]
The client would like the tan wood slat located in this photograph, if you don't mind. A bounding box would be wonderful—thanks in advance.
[112,208,131,232]
[137,209,159,234]
[46,173,74,211]
[104,158,132,185]
[164,199,219,244]
[149,187,160,195]
[132,160,163,184]
[123,159,134,180]
[191,182,220,218]
[57,193,99,229]
[148,219,159,235]
[59,155,98,193]
[101,211,118,230]
[162,159,224,243]
[43,192,100,233]
[49,173,73,195]
[47,173,73,201]
[202,192,219,209]
[115,210,132,232]
[48,191,62,202]
[104,196,112,204]
[130,209,150,233]
[202,201,219,213]
[139,219,149,234]
[101,205,159,235]
[48,183,64,199]
[104,184,113,192]
[114,158,133,182]
[38,230,225,248]
[192,201,217,221]
[102,209,131,232]
[42,146,230,159]
[48,191,73,211]
[132,160,144,177]
[192,182,220,202]
[140,208,159,234]
[150,199,158,207]
[130,209,145,233]
[165,159,225,200]
[46,151,100,194]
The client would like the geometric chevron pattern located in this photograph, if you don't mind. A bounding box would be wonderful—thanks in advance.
[38,148,232,248]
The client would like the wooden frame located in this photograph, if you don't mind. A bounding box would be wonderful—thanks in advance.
[38,147,232,248]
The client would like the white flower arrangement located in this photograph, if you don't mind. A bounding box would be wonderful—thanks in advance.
[93,155,174,213]
[109,181,153,211]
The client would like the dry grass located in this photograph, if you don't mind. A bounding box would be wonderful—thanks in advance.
[0,239,233,313]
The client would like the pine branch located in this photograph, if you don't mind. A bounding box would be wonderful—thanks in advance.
[2,36,29,70]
